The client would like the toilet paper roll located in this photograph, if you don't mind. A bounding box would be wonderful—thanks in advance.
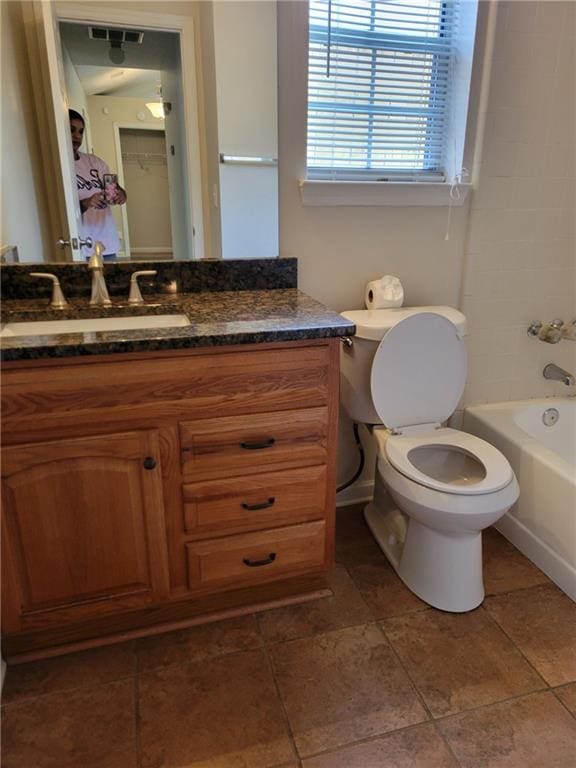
[365,275,404,309]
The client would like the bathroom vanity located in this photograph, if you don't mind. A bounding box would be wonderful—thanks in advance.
[1,260,354,660]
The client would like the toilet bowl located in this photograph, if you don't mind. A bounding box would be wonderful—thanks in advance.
[340,307,519,612]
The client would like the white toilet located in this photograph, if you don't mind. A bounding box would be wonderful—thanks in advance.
[340,307,519,613]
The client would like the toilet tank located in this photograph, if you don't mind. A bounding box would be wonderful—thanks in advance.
[339,306,467,425]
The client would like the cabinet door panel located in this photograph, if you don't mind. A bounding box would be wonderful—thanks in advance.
[1,431,169,632]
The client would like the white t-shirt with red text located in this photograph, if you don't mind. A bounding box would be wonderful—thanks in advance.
[75,152,120,257]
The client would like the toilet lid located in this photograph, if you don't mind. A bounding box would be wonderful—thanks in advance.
[370,313,467,429]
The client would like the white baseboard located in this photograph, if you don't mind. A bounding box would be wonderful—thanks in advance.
[496,514,576,602]
[336,479,374,508]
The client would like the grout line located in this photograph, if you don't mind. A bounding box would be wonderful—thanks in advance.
[483,578,554,601]
[375,620,434,722]
[0,672,137,709]
[435,687,562,726]
[550,685,576,721]
[296,719,453,764]
[133,616,264,677]
[257,615,301,765]
[477,602,552,689]
[134,672,143,768]
[431,719,465,768]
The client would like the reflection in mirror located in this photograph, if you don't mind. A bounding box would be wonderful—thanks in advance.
[60,22,194,261]
[34,2,278,264]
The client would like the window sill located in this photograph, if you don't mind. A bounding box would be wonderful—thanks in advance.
[299,180,472,207]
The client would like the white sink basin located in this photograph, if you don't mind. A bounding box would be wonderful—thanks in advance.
[0,314,191,339]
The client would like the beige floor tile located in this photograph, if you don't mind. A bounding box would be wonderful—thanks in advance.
[138,648,293,768]
[484,584,576,686]
[554,683,576,717]
[301,722,458,767]
[438,691,576,768]
[382,608,545,718]
[2,642,135,704]
[269,623,427,757]
[258,565,371,644]
[135,615,261,672]
[483,528,549,595]
[347,547,429,618]
[1,679,136,768]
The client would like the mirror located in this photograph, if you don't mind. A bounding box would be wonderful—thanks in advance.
[34,1,278,263]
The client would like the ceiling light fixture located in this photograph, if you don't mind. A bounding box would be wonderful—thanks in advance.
[145,101,172,119]
[145,102,165,119]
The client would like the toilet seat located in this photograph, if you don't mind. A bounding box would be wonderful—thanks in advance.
[384,427,513,496]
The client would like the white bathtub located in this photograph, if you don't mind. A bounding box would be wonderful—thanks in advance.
[463,398,576,601]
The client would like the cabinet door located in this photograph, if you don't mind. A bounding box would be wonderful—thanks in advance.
[1,431,169,633]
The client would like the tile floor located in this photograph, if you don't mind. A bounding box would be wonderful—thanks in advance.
[2,504,575,768]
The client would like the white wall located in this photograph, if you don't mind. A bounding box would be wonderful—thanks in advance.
[213,1,278,259]
[462,0,575,405]
[1,0,51,263]
[61,40,89,133]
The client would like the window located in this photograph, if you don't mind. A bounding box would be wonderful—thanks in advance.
[306,0,478,184]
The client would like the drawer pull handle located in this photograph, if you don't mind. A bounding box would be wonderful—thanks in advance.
[143,457,157,470]
[241,497,275,511]
[240,438,275,450]
[243,552,277,568]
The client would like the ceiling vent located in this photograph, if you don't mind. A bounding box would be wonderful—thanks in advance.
[88,27,144,44]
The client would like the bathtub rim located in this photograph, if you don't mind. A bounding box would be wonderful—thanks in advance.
[464,397,574,484]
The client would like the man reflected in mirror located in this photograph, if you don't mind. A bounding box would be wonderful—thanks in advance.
[69,109,127,260]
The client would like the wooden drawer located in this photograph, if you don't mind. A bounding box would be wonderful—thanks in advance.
[183,465,327,538]
[186,521,326,592]
[180,407,328,481]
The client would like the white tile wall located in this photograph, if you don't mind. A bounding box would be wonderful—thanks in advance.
[461,0,576,406]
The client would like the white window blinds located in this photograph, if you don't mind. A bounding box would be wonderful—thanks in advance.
[307,0,464,181]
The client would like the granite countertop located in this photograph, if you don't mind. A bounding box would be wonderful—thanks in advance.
[0,289,355,362]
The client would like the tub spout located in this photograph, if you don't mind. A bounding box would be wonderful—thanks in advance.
[543,363,575,386]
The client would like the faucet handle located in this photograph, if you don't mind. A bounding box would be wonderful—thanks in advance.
[128,270,157,306]
[29,273,68,310]
[549,318,564,329]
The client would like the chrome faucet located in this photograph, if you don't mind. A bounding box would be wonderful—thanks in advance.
[88,241,111,307]
[543,363,575,386]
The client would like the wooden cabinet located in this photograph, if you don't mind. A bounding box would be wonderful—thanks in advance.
[1,340,339,659]
[1,431,169,634]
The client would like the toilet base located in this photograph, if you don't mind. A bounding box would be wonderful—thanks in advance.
[364,502,484,613]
